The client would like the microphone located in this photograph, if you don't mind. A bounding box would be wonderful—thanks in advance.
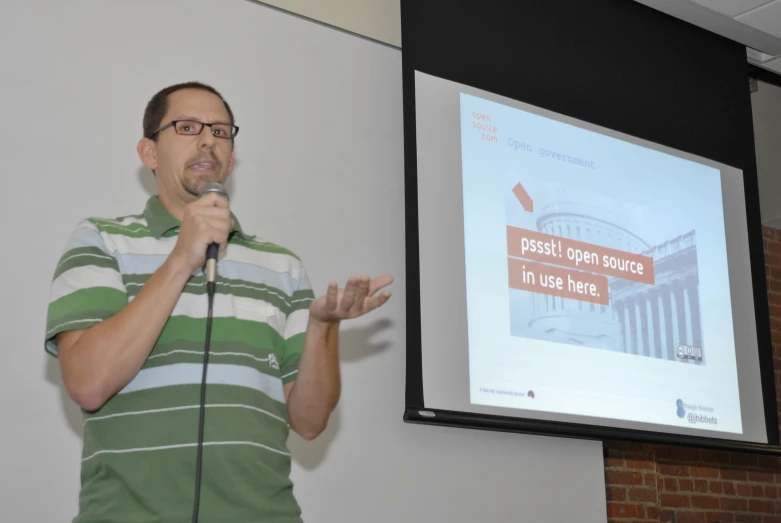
[198,183,229,290]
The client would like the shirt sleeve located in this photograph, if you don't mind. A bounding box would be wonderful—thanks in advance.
[44,220,128,357]
[278,260,315,385]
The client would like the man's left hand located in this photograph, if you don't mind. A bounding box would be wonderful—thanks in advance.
[309,274,393,324]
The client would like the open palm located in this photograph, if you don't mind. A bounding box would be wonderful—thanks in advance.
[309,274,393,324]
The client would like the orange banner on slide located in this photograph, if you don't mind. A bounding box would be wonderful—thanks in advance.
[506,226,655,285]
[508,258,610,305]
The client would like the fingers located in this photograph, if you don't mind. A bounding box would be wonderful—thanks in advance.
[340,276,370,313]
[325,282,339,311]
[369,274,394,296]
[353,276,370,309]
[191,213,232,254]
[368,290,392,310]
[339,277,358,312]
[196,192,230,208]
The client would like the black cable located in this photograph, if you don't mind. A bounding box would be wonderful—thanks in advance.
[192,280,216,523]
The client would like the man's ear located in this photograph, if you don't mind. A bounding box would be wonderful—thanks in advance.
[137,137,158,172]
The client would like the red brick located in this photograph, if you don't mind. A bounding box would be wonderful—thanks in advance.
[691,494,721,509]
[769,267,781,282]
[706,511,735,523]
[693,479,708,493]
[676,511,706,523]
[625,457,655,470]
[736,515,763,523]
[738,483,753,497]
[660,493,690,508]
[605,456,625,468]
[606,486,626,501]
[763,227,779,240]
[765,485,778,498]
[664,478,678,492]
[607,502,643,518]
[753,484,766,497]
[700,450,731,465]
[722,497,749,511]
[659,508,676,522]
[679,479,695,491]
[767,253,781,268]
[722,468,749,481]
[659,464,689,477]
[749,470,776,483]
[762,516,781,523]
[723,482,736,495]
[690,465,720,478]
[644,473,656,486]
[646,505,660,519]
[750,499,776,514]
[605,470,644,486]
[628,487,656,503]
[709,480,723,494]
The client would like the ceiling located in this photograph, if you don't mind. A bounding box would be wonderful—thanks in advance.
[633,0,781,74]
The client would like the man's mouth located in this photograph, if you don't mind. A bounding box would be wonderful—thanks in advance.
[188,160,218,173]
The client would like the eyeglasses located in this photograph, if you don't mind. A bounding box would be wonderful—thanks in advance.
[152,120,239,139]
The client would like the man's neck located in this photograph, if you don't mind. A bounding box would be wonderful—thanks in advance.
[157,190,194,222]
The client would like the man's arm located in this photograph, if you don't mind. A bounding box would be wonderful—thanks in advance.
[284,275,392,440]
[57,255,193,411]
[54,193,233,411]
[284,318,340,440]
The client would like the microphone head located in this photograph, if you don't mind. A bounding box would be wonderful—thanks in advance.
[199,182,229,202]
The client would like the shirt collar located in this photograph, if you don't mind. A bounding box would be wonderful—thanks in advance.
[143,195,251,240]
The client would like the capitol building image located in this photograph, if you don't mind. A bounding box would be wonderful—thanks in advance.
[521,189,704,364]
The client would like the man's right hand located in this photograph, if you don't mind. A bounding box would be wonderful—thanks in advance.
[171,192,233,273]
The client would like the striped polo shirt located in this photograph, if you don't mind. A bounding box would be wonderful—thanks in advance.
[44,195,314,523]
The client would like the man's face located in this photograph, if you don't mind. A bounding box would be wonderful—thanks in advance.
[147,88,235,199]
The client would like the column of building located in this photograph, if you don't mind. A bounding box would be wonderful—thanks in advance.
[614,276,701,361]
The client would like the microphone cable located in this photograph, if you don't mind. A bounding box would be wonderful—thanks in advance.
[191,242,220,523]
[190,183,228,523]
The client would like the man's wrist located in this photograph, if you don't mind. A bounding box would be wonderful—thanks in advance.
[162,252,195,284]
[308,315,340,336]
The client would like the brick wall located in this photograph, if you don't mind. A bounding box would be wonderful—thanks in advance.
[603,227,781,523]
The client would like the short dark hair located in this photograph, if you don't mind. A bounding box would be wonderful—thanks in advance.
[142,81,235,141]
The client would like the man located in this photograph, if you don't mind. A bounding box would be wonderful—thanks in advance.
[44,81,392,522]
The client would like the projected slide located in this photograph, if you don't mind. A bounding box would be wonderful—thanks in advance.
[459,92,743,434]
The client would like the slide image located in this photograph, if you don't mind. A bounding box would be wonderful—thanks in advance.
[505,179,705,365]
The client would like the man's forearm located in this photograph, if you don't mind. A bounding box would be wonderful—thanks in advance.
[286,318,341,440]
[58,254,193,411]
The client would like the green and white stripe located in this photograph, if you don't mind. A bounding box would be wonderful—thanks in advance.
[44,195,313,522]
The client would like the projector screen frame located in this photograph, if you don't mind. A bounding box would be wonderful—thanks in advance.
[401,70,781,457]
[400,0,780,455]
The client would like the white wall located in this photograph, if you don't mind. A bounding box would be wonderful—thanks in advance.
[751,80,781,228]
[0,1,607,522]
[254,0,401,47]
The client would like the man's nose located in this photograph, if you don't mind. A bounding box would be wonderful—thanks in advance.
[197,125,217,149]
